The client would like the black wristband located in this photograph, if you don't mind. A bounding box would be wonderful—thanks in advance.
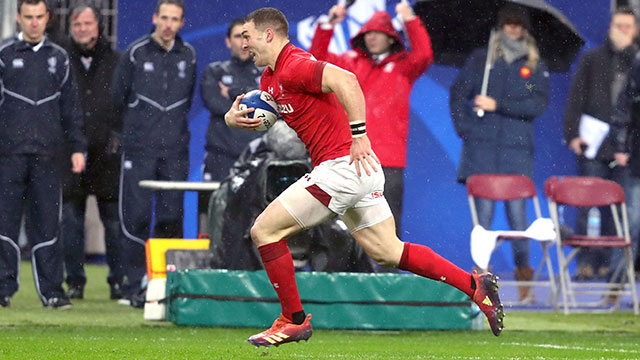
[350,121,366,138]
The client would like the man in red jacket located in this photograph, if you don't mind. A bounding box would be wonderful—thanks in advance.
[310,2,433,234]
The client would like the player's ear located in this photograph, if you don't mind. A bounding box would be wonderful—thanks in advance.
[265,28,274,42]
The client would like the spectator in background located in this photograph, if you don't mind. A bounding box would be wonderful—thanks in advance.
[608,11,640,295]
[449,4,549,302]
[112,0,196,307]
[198,18,262,228]
[309,2,433,236]
[0,0,86,309]
[563,7,638,280]
[60,4,124,300]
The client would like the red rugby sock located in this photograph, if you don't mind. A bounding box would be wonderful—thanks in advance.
[258,239,304,321]
[398,242,474,297]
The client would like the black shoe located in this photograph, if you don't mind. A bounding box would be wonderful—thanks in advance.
[44,296,72,310]
[0,296,10,308]
[130,289,146,309]
[66,285,84,299]
[109,282,123,300]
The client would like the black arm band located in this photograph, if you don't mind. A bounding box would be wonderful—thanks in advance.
[350,121,366,138]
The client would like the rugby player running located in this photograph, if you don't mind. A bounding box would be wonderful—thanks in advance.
[225,7,505,348]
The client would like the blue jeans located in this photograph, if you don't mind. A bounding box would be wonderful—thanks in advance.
[474,197,530,267]
[61,196,123,286]
[609,175,640,283]
[576,158,629,270]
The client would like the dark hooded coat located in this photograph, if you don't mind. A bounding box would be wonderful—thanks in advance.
[450,39,550,183]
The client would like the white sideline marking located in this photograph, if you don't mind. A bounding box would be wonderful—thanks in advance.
[508,342,639,354]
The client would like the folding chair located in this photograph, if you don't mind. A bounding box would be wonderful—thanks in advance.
[466,174,557,306]
[546,176,639,314]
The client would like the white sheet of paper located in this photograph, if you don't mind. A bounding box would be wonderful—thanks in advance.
[579,114,610,159]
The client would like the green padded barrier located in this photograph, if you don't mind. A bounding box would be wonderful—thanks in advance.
[166,269,477,330]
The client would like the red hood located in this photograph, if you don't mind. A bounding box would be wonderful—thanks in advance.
[350,11,404,57]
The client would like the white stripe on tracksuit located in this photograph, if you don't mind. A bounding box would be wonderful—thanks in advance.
[118,152,147,247]
[0,233,21,291]
[30,189,63,303]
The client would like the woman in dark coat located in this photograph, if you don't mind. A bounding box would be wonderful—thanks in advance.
[449,4,550,301]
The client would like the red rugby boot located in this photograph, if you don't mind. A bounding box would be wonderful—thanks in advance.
[471,270,505,336]
[248,313,312,348]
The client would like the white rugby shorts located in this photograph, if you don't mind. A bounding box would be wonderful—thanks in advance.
[277,155,392,233]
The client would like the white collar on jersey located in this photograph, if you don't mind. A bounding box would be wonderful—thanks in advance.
[18,32,46,52]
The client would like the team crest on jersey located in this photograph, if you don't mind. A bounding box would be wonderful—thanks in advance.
[143,62,154,72]
[221,74,233,85]
[47,57,57,73]
[384,62,395,73]
[12,58,24,68]
[177,60,186,78]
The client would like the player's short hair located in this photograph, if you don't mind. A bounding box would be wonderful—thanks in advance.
[245,8,289,38]
[156,0,185,18]
[613,6,636,21]
[227,18,245,38]
[18,0,48,13]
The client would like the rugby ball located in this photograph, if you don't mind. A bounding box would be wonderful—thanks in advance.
[239,90,279,131]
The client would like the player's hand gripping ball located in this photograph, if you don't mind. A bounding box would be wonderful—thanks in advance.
[239,90,280,131]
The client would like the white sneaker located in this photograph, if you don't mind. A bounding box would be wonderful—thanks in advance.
[117,298,131,306]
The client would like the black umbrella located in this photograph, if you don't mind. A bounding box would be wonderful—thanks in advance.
[413,0,585,72]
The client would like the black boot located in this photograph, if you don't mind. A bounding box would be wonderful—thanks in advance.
[109,282,123,300]
[66,284,84,299]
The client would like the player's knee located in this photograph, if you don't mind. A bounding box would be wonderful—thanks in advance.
[250,219,277,247]
[250,222,265,246]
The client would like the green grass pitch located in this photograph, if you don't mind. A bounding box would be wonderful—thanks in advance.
[1,262,639,359]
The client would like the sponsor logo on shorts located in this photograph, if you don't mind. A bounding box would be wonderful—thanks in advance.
[371,191,384,199]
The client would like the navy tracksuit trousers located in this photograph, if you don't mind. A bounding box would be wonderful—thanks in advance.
[118,150,188,296]
[0,155,65,303]
[62,197,123,287]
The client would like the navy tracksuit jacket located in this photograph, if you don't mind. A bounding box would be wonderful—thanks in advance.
[112,33,196,295]
[0,34,86,302]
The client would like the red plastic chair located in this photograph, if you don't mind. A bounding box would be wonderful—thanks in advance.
[545,176,639,314]
[466,174,556,306]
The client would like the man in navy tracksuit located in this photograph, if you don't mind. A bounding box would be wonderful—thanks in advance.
[198,18,262,225]
[112,0,196,305]
[0,0,86,309]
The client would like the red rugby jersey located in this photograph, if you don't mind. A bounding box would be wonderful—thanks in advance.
[260,43,351,166]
